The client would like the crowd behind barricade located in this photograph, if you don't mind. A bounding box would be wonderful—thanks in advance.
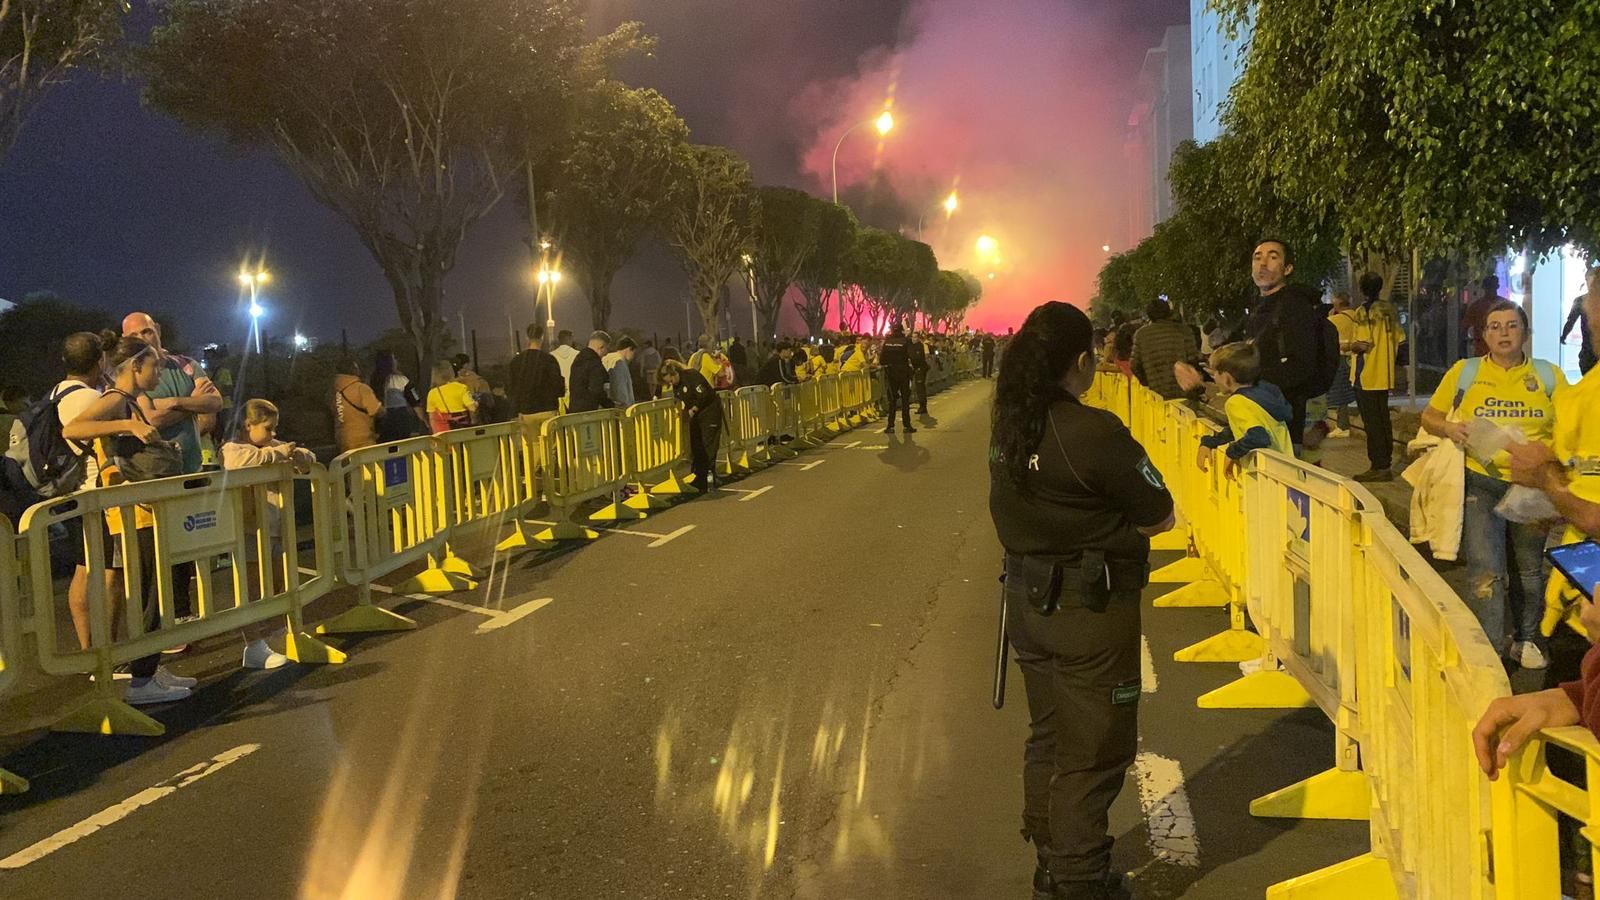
[0,310,991,721]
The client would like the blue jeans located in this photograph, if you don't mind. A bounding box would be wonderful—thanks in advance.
[1461,470,1549,656]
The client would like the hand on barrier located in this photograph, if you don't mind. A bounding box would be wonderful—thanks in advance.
[1195,446,1210,473]
[1473,689,1581,779]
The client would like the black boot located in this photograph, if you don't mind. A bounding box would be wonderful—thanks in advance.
[1047,874,1129,900]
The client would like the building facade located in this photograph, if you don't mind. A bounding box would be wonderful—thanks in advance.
[1190,0,1251,144]
[1124,24,1193,246]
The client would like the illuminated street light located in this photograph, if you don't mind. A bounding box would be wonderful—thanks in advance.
[536,266,562,339]
[976,235,999,257]
[239,267,270,354]
[293,333,308,351]
[832,109,897,204]
[944,192,959,216]
[1101,243,1112,253]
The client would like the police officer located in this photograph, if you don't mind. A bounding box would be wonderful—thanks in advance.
[909,331,931,414]
[988,301,1174,900]
[879,322,916,434]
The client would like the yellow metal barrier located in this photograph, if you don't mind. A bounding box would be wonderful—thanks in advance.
[818,375,845,433]
[438,421,540,558]
[1494,726,1600,899]
[18,464,346,736]
[718,386,772,476]
[793,379,826,446]
[538,409,630,540]
[1087,372,1516,898]
[622,398,691,511]
[0,515,27,792]
[766,383,803,459]
[320,435,464,634]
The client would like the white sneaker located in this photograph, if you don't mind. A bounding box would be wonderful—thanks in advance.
[1238,657,1285,676]
[154,666,198,689]
[1327,428,1352,439]
[242,639,290,670]
[1514,641,1549,670]
[125,677,191,706]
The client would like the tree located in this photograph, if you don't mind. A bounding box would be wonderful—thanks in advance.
[748,186,822,341]
[142,0,643,393]
[922,269,974,333]
[792,201,856,338]
[665,144,757,341]
[534,81,688,332]
[0,0,125,162]
[0,291,114,397]
[840,228,936,334]
[1093,251,1139,325]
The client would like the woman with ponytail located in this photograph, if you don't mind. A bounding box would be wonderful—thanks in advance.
[989,301,1174,900]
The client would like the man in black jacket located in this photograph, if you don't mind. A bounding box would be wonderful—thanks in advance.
[567,331,613,413]
[879,323,916,434]
[508,325,563,415]
[909,332,931,413]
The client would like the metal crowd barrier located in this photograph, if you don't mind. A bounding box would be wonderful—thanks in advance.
[16,464,345,736]
[1088,372,1517,898]
[538,409,629,539]
[817,374,845,433]
[792,379,826,447]
[718,386,772,476]
[320,435,462,634]
[0,516,26,792]
[623,398,690,511]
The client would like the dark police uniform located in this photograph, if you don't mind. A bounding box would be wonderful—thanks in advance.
[879,331,915,431]
[989,390,1172,895]
[909,338,930,413]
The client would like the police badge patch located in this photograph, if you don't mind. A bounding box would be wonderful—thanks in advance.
[1137,456,1166,490]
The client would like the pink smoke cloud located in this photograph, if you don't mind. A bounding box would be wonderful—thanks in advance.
[793,0,1147,331]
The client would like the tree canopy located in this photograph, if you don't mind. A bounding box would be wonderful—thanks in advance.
[792,201,857,338]
[748,186,822,342]
[0,0,125,161]
[536,80,689,332]
[142,0,644,389]
[665,144,757,341]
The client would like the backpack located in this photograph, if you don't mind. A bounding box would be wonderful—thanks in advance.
[1,384,90,507]
[1450,357,1560,412]
[713,353,735,390]
[1268,290,1341,398]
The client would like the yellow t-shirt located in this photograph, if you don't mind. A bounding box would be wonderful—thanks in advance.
[1223,392,1293,457]
[1427,356,1568,479]
[1329,309,1360,368]
[1350,301,1406,391]
[1545,367,1600,635]
[426,381,475,416]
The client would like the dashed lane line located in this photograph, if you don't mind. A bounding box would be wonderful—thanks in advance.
[1132,752,1201,868]
[778,459,827,471]
[1141,636,1158,693]
[0,744,261,870]
[735,485,774,502]
[475,598,553,634]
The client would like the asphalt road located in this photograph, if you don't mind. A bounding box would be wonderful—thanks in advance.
[0,379,1367,899]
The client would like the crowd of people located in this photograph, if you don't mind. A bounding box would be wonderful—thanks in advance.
[3,311,994,708]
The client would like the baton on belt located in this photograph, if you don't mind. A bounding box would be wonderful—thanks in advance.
[993,571,1009,710]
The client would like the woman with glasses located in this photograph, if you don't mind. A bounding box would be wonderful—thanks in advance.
[1420,299,1568,670]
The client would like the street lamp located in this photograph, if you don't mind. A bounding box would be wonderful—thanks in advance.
[976,235,999,258]
[239,268,269,353]
[293,333,308,351]
[742,253,760,341]
[944,191,959,216]
[536,266,561,347]
[1101,243,1112,253]
[831,109,895,204]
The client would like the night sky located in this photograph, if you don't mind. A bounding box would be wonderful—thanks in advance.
[0,0,1186,358]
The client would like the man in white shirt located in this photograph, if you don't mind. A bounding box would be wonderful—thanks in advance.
[550,329,580,409]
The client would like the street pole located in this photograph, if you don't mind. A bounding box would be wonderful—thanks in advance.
[1409,247,1421,409]
[831,119,866,205]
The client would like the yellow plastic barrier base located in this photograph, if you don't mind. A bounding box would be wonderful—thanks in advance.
[1152,580,1229,608]
[0,767,27,794]
[1266,852,1397,900]
[535,522,601,542]
[1149,529,1190,552]
[1150,556,1211,584]
[53,695,164,737]
[590,501,645,523]
[1173,628,1265,663]
[651,471,693,496]
[1250,767,1370,821]
[1197,670,1314,710]
[317,604,418,634]
[440,552,484,580]
[393,567,478,595]
[824,421,843,434]
[624,485,673,511]
[284,630,348,665]
[766,442,798,460]
[496,523,559,553]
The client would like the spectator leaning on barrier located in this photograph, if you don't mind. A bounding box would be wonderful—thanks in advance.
[568,331,614,413]
[658,359,723,493]
[1325,291,1358,436]
[426,361,478,433]
[330,357,383,455]
[1349,272,1407,481]
[64,337,196,705]
[53,331,126,651]
[1129,298,1198,401]
[1421,299,1568,670]
[604,336,638,408]
[221,399,315,670]
[1196,342,1294,477]
[756,342,787,386]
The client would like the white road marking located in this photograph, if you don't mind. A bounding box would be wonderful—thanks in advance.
[475,598,553,634]
[1141,637,1158,693]
[0,744,261,869]
[647,525,695,548]
[715,485,763,494]
[367,581,499,618]
[1133,752,1200,867]
[737,485,774,502]
[778,459,827,471]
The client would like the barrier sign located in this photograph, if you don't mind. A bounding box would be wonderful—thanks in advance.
[381,457,412,507]
[578,422,601,457]
[160,490,238,560]
[1286,488,1311,543]
[466,444,499,483]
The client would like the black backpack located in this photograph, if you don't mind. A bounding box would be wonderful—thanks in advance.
[1268,290,1341,399]
[1,385,90,514]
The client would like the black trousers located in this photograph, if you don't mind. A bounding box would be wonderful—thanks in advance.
[1355,387,1393,469]
[689,408,723,486]
[982,354,995,378]
[885,372,913,428]
[1008,589,1142,883]
[914,369,929,411]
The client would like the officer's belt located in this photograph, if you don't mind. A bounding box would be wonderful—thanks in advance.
[1003,552,1148,616]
